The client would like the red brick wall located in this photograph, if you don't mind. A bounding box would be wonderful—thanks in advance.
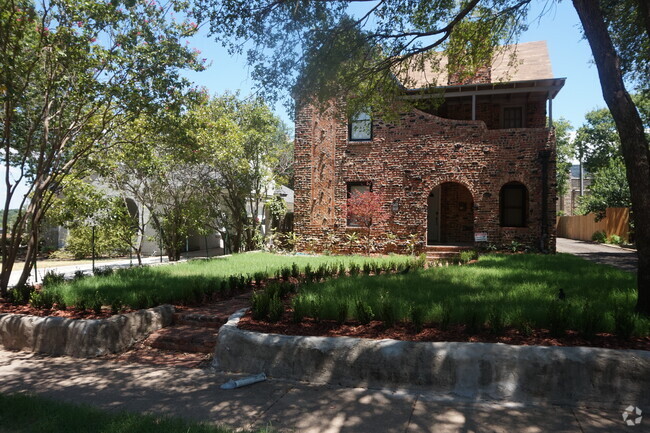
[294,101,557,254]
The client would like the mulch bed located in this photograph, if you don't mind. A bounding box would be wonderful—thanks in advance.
[238,310,650,352]
[0,302,127,320]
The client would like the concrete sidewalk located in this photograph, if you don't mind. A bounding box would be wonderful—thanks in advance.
[0,349,644,432]
[557,237,637,272]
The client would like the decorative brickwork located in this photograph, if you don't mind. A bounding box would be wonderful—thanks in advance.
[294,101,557,254]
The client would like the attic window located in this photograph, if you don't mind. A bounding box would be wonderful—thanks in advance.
[503,106,523,128]
[349,111,372,141]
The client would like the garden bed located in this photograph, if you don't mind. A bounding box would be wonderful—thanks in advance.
[240,253,650,351]
[238,310,650,351]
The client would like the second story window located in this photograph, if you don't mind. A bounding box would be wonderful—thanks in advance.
[349,111,372,141]
[503,106,523,128]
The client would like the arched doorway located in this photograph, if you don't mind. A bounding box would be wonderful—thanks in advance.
[427,182,474,245]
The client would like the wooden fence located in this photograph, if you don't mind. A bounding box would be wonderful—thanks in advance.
[556,207,630,242]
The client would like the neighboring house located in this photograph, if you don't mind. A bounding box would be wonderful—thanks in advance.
[294,41,565,254]
[558,164,592,216]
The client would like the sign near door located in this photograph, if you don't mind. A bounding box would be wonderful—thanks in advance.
[474,232,488,242]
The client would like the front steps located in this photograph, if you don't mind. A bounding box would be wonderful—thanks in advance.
[425,245,473,261]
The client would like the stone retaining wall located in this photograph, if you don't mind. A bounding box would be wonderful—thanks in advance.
[0,305,174,358]
[214,309,650,406]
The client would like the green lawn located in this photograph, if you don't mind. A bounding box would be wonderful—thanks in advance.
[43,252,414,309]
[291,253,647,336]
[0,393,274,433]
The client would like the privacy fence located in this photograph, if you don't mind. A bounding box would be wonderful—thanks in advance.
[556,207,630,242]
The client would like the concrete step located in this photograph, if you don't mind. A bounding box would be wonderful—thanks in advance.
[425,251,463,260]
[173,312,225,328]
[145,325,218,354]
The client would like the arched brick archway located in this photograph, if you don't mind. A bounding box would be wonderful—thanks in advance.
[427,182,474,245]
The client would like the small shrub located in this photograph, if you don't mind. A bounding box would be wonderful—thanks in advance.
[91,297,103,314]
[355,300,374,325]
[304,264,314,281]
[94,267,114,277]
[459,250,478,264]
[337,262,346,276]
[516,318,533,337]
[439,303,452,331]
[414,253,427,269]
[42,270,65,288]
[228,275,238,293]
[291,263,300,279]
[245,275,253,287]
[464,310,482,335]
[362,262,372,275]
[29,291,54,309]
[380,298,397,329]
[410,305,424,333]
[607,234,623,245]
[488,309,505,335]
[74,298,87,311]
[73,270,86,281]
[268,295,284,323]
[132,294,149,310]
[591,230,607,243]
[336,301,348,325]
[292,297,307,323]
[508,240,523,253]
[8,284,35,305]
[280,266,291,281]
[579,302,602,339]
[251,291,271,320]
[253,272,266,284]
[547,300,570,338]
[614,306,637,339]
[111,299,122,315]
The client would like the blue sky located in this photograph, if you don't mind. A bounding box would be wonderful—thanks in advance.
[2,1,609,208]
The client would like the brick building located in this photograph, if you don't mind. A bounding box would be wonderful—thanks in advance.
[294,41,566,254]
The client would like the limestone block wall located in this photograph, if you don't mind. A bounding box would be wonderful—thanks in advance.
[0,305,174,357]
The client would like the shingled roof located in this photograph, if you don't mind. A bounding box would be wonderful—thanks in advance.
[404,40,555,89]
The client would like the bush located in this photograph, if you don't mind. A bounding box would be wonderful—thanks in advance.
[337,262,346,276]
[349,263,360,276]
[8,284,35,305]
[251,291,271,320]
[29,291,55,309]
[94,267,114,277]
[292,297,307,323]
[464,310,482,335]
[607,234,623,245]
[459,250,479,264]
[268,294,284,322]
[547,300,570,337]
[42,270,65,288]
[336,302,348,325]
[410,305,424,333]
[355,300,373,325]
[280,266,291,281]
[614,306,637,339]
[380,298,397,328]
[592,230,607,243]
[579,302,602,339]
[488,309,505,335]
[291,263,300,279]
[362,262,372,275]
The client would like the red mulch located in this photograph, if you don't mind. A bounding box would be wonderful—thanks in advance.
[0,301,129,320]
[238,310,650,351]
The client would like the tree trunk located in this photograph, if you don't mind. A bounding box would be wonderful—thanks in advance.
[573,0,650,314]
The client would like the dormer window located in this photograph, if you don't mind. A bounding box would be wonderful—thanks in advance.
[349,111,372,141]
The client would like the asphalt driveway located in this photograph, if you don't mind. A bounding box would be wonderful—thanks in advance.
[556,237,638,272]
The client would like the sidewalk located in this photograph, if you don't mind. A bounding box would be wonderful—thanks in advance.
[5,248,226,287]
[0,349,643,432]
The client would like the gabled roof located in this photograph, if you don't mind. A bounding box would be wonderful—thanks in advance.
[403,40,557,89]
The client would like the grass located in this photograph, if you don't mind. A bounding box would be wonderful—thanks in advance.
[292,253,649,337]
[40,252,414,310]
[0,392,274,433]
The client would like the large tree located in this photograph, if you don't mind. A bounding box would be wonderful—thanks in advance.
[1,0,204,295]
[196,0,650,313]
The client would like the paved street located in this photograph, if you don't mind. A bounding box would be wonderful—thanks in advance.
[557,237,638,272]
[0,349,645,432]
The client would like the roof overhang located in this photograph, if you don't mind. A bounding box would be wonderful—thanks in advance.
[404,77,566,100]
